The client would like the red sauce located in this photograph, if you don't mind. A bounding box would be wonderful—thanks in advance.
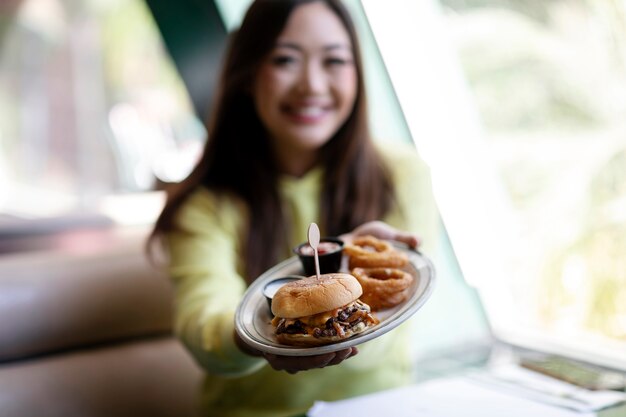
[299,241,341,256]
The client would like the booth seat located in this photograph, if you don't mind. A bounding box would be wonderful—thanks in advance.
[0,226,203,417]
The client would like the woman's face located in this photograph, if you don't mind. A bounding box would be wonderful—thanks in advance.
[253,1,358,174]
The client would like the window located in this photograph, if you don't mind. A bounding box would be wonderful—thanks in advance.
[0,0,202,224]
[363,0,626,368]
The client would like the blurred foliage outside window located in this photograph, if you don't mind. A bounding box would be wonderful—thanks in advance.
[0,0,203,219]
[441,0,626,345]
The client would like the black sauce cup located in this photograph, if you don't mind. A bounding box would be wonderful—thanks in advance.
[293,237,344,277]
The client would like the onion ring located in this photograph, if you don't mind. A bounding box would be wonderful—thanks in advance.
[344,235,408,269]
[352,267,414,310]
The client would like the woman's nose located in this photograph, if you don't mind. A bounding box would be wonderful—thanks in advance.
[297,62,327,94]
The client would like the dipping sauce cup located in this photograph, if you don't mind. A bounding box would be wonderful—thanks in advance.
[263,275,304,310]
[293,237,344,276]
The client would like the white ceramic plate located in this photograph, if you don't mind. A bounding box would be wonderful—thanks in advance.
[235,246,435,356]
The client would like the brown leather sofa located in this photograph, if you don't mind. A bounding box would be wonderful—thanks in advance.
[0,226,203,417]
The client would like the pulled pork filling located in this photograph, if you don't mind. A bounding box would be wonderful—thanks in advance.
[273,300,378,338]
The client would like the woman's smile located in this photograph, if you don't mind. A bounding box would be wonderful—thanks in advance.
[281,101,334,124]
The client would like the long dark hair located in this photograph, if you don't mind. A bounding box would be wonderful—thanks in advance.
[150,0,394,283]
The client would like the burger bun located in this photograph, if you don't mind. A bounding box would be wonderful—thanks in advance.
[271,273,362,318]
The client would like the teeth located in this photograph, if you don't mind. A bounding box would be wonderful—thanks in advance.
[293,107,324,117]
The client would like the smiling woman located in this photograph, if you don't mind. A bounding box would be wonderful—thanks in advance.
[148,0,439,416]
[253,2,358,176]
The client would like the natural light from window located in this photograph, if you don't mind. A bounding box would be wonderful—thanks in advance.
[363,0,626,369]
[0,0,202,225]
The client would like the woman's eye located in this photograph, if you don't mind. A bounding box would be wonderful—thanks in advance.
[325,57,352,67]
[271,55,297,66]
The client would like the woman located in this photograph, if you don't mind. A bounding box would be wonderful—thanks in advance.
[150,0,438,416]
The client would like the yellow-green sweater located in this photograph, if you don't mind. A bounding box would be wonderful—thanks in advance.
[165,143,438,417]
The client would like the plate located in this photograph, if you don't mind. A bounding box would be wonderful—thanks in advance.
[234,245,436,356]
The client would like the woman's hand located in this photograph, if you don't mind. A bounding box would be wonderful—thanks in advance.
[263,347,358,374]
[234,331,358,374]
[341,221,421,249]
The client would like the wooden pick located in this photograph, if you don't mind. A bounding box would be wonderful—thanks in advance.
[308,222,321,279]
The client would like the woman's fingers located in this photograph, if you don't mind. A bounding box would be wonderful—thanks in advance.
[345,221,421,249]
[264,352,333,373]
[326,347,357,366]
[392,231,420,249]
[263,347,358,373]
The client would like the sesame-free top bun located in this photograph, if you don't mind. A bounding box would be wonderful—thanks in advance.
[271,273,362,318]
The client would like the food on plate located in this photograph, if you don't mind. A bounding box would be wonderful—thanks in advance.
[344,235,408,269]
[270,273,379,346]
[351,267,414,311]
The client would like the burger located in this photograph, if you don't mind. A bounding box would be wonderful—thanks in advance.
[270,273,379,346]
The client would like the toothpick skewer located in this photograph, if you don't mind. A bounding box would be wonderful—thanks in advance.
[308,223,321,279]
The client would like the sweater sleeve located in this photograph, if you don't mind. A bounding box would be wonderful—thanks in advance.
[165,189,265,376]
